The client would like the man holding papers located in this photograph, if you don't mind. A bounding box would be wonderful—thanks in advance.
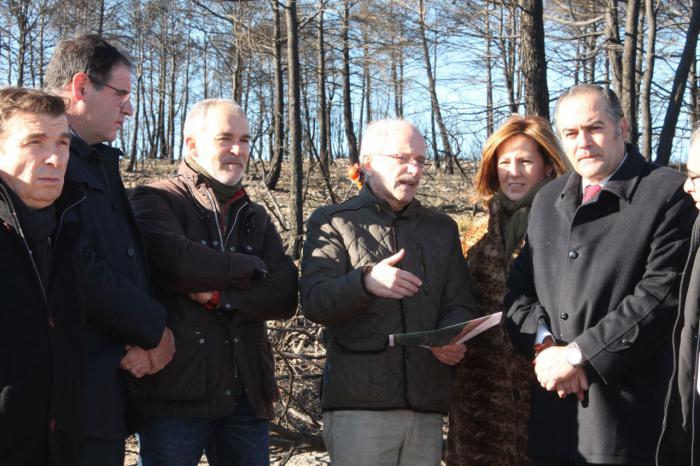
[301,119,475,466]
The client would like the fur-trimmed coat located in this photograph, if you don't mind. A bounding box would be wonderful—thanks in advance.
[446,197,532,466]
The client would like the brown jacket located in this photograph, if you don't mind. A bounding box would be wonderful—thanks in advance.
[130,161,298,419]
[301,185,475,414]
[447,197,532,466]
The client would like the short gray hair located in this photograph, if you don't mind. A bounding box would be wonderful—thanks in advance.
[183,99,246,140]
[360,119,424,159]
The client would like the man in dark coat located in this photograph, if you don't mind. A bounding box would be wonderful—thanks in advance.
[657,127,700,466]
[301,119,475,466]
[0,87,87,466]
[505,84,696,466]
[44,34,173,466]
[130,99,298,466]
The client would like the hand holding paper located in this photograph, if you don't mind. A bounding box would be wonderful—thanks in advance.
[388,311,503,348]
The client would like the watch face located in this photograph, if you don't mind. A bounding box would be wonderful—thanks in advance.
[566,347,583,366]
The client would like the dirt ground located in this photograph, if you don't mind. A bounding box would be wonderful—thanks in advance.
[119,157,477,466]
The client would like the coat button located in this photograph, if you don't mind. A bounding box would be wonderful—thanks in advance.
[233,338,239,344]
[198,338,205,344]
[200,240,207,245]
[212,240,219,247]
[224,303,232,310]
[560,312,569,320]
[127,247,135,257]
[225,389,231,396]
[245,245,253,252]
[229,246,236,252]
[568,250,578,259]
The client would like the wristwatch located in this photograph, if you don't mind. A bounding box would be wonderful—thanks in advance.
[565,343,584,367]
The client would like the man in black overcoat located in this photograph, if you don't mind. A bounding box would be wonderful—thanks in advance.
[506,84,696,466]
[657,127,700,466]
[44,34,174,466]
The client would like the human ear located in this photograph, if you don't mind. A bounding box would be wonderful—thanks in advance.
[70,73,90,101]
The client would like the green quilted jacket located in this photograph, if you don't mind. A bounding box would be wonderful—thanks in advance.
[301,185,475,413]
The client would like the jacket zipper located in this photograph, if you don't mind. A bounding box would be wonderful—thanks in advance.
[417,244,429,294]
[392,217,411,409]
[224,201,249,249]
[203,189,226,252]
[0,185,48,306]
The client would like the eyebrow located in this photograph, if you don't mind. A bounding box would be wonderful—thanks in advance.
[217,132,250,138]
[562,119,605,131]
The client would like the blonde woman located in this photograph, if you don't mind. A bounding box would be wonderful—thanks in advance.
[447,115,567,466]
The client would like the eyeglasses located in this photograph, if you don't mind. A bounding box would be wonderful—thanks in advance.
[379,153,431,168]
[88,75,131,105]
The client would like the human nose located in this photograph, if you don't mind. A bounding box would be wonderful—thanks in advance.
[684,176,696,194]
[576,129,591,147]
[406,161,419,175]
[121,98,133,116]
[504,161,520,176]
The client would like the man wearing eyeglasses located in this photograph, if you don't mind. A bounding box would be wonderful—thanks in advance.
[657,127,700,466]
[301,119,475,466]
[44,34,174,466]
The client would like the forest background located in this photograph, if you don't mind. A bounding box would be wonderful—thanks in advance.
[1,0,699,463]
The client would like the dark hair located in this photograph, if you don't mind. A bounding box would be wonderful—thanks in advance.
[44,34,132,91]
[0,87,67,135]
[474,114,567,197]
[554,84,624,129]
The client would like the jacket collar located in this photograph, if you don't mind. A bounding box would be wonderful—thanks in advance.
[555,143,646,216]
[0,178,86,233]
[358,183,422,220]
[176,160,249,213]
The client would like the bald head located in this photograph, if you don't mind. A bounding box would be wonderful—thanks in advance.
[360,119,427,211]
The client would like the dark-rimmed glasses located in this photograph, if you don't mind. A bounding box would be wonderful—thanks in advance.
[88,75,130,104]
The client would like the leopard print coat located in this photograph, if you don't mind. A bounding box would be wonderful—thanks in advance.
[446,197,533,466]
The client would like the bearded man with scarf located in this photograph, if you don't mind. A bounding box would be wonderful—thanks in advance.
[129,99,298,466]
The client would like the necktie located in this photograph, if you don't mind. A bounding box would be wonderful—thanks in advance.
[582,184,602,204]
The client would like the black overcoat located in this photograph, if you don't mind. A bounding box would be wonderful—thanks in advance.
[506,146,696,464]
[65,135,166,439]
[657,215,700,466]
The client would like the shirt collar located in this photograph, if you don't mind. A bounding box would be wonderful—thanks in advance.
[581,150,628,193]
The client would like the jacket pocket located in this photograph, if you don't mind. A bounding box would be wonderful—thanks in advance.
[135,330,207,401]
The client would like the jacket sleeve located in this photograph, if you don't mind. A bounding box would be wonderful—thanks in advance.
[505,235,551,358]
[300,209,376,325]
[130,185,267,293]
[77,234,166,349]
[575,187,696,383]
[436,221,476,329]
[219,214,299,323]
